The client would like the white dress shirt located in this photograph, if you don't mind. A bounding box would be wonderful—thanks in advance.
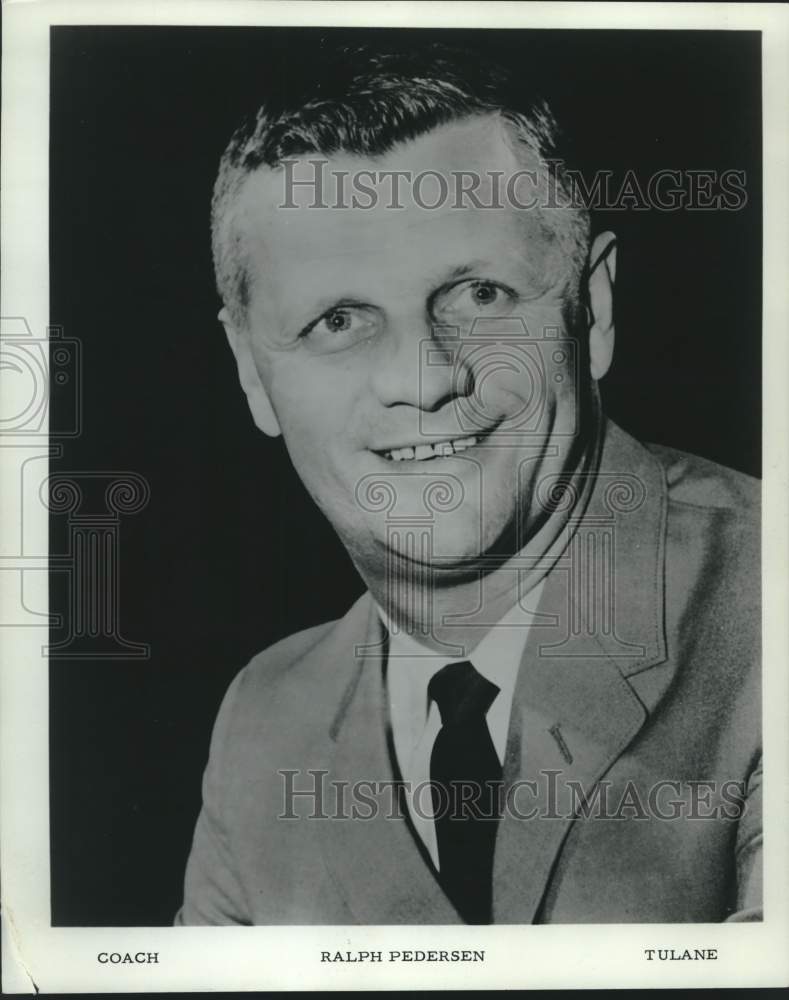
[379,580,545,871]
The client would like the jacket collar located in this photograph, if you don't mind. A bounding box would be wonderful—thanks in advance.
[539,415,669,676]
[321,599,463,923]
[493,418,670,920]
[316,417,669,923]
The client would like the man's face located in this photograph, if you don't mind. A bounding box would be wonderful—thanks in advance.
[226,116,608,581]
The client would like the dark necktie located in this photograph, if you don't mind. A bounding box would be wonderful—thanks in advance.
[428,660,503,924]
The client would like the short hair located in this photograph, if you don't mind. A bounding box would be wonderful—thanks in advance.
[211,43,591,329]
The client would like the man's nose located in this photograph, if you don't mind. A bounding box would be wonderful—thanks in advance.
[371,321,472,412]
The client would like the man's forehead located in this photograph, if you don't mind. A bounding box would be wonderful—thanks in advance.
[236,116,546,223]
[308,113,523,185]
[234,115,558,276]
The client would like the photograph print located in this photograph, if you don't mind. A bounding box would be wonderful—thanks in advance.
[45,25,762,929]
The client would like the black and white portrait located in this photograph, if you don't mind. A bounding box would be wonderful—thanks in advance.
[3,4,787,992]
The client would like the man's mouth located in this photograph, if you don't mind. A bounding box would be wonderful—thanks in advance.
[375,428,495,462]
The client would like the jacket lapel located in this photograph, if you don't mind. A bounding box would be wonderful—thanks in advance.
[320,598,461,924]
[493,420,670,922]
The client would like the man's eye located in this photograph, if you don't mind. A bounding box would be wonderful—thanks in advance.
[323,310,353,333]
[301,306,378,353]
[434,280,516,323]
[471,282,499,305]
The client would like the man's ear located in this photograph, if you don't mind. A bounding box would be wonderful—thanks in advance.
[585,231,617,382]
[219,307,282,438]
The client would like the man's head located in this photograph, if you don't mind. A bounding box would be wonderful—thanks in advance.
[212,46,594,331]
[213,44,617,583]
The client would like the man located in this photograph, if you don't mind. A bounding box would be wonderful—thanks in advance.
[176,44,760,925]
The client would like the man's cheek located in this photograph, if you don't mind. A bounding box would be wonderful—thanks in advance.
[282,421,331,468]
[279,412,352,491]
[268,380,324,440]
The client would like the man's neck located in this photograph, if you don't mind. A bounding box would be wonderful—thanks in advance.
[367,558,542,657]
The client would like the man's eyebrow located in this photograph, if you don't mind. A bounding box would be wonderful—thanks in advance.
[294,264,489,330]
[304,294,367,317]
[440,262,488,283]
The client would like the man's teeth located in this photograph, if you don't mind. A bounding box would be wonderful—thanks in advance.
[386,436,479,461]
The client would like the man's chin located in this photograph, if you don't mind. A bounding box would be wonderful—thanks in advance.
[339,510,524,585]
[377,531,515,585]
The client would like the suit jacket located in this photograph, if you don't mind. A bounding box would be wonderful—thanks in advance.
[176,419,761,924]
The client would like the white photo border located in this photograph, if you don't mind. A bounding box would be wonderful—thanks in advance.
[2,0,788,992]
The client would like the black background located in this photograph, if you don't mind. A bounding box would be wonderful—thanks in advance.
[49,27,761,925]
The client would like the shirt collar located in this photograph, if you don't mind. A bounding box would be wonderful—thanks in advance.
[379,578,545,726]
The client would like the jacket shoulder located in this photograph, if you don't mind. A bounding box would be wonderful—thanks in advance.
[645,440,760,523]
[234,619,340,699]
[202,618,343,764]
[645,440,760,644]
[214,593,373,741]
